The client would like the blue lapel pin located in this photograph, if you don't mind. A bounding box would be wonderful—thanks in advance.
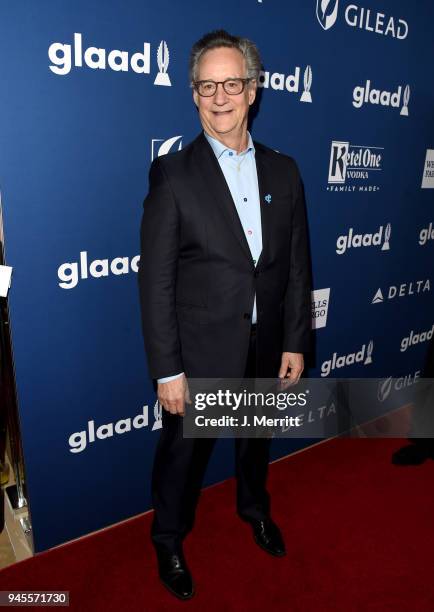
[264,194,272,204]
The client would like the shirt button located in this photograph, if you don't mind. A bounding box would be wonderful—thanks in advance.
[229,152,233,156]
[247,230,253,235]
[243,197,248,202]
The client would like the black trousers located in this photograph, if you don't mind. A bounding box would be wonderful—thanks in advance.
[150,325,272,553]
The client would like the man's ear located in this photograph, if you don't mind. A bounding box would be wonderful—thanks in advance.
[248,80,257,106]
[193,89,199,108]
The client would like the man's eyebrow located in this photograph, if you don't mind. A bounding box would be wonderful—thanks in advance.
[199,75,243,81]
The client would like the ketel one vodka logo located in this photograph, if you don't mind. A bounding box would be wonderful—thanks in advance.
[321,340,374,377]
[352,81,410,116]
[258,65,313,103]
[48,33,172,86]
[336,223,391,255]
[327,141,383,192]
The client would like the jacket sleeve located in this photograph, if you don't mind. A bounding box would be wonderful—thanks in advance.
[138,158,184,379]
[282,159,312,354]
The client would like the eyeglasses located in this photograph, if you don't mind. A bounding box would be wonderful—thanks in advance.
[193,78,253,97]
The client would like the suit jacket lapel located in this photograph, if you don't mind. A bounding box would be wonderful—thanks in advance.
[254,144,272,271]
[193,133,254,266]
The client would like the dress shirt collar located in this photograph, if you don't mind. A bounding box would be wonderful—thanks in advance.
[204,131,255,159]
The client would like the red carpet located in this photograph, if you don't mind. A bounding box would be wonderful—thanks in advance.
[1,439,434,611]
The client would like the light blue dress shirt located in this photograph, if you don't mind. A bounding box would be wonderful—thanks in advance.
[158,130,262,383]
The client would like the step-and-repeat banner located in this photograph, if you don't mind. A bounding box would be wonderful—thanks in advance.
[0,1,433,551]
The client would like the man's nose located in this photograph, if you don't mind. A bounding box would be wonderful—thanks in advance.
[213,82,229,104]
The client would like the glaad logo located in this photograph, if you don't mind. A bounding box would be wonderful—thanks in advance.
[372,279,431,304]
[336,224,391,255]
[316,0,339,30]
[419,223,434,245]
[352,81,410,116]
[421,150,434,189]
[400,324,434,352]
[151,135,183,161]
[311,288,330,329]
[48,33,171,86]
[327,141,383,192]
[377,372,420,403]
[258,65,313,102]
[57,251,139,289]
[321,340,373,377]
[316,2,409,40]
[69,405,150,453]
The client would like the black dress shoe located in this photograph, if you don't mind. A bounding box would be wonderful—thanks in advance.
[156,550,195,600]
[392,443,434,466]
[249,518,286,557]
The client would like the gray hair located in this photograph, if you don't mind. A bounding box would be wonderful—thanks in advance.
[189,30,261,85]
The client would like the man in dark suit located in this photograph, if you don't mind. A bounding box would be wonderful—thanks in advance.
[138,30,311,600]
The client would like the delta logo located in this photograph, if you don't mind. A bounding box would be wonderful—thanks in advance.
[372,279,431,304]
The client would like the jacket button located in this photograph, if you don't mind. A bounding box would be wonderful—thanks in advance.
[243,312,251,320]
[254,270,259,278]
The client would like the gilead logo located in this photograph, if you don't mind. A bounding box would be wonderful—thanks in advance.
[49,32,151,76]
[58,251,139,289]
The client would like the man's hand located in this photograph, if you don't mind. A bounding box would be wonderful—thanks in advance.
[278,352,304,386]
[157,374,191,416]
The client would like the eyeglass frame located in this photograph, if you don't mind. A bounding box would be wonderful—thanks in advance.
[192,77,255,97]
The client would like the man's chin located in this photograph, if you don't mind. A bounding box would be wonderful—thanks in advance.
[209,123,238,136]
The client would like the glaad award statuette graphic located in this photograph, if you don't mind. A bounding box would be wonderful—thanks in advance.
[152,400,162,431]
[381,223,391,251]
[154,40,171,86]
[400,84,410,116]
[300,65,312,103]
[365,340,374,365]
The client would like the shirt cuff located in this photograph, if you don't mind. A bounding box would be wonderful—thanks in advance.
[157,372,184,383]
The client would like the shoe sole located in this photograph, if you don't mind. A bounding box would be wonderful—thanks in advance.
[160,577,195,600]
[254,534,287,557]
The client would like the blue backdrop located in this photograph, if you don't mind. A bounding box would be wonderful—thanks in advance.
[0,0,433,552]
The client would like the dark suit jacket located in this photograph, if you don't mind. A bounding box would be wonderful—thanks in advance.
[138,132,312,379]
